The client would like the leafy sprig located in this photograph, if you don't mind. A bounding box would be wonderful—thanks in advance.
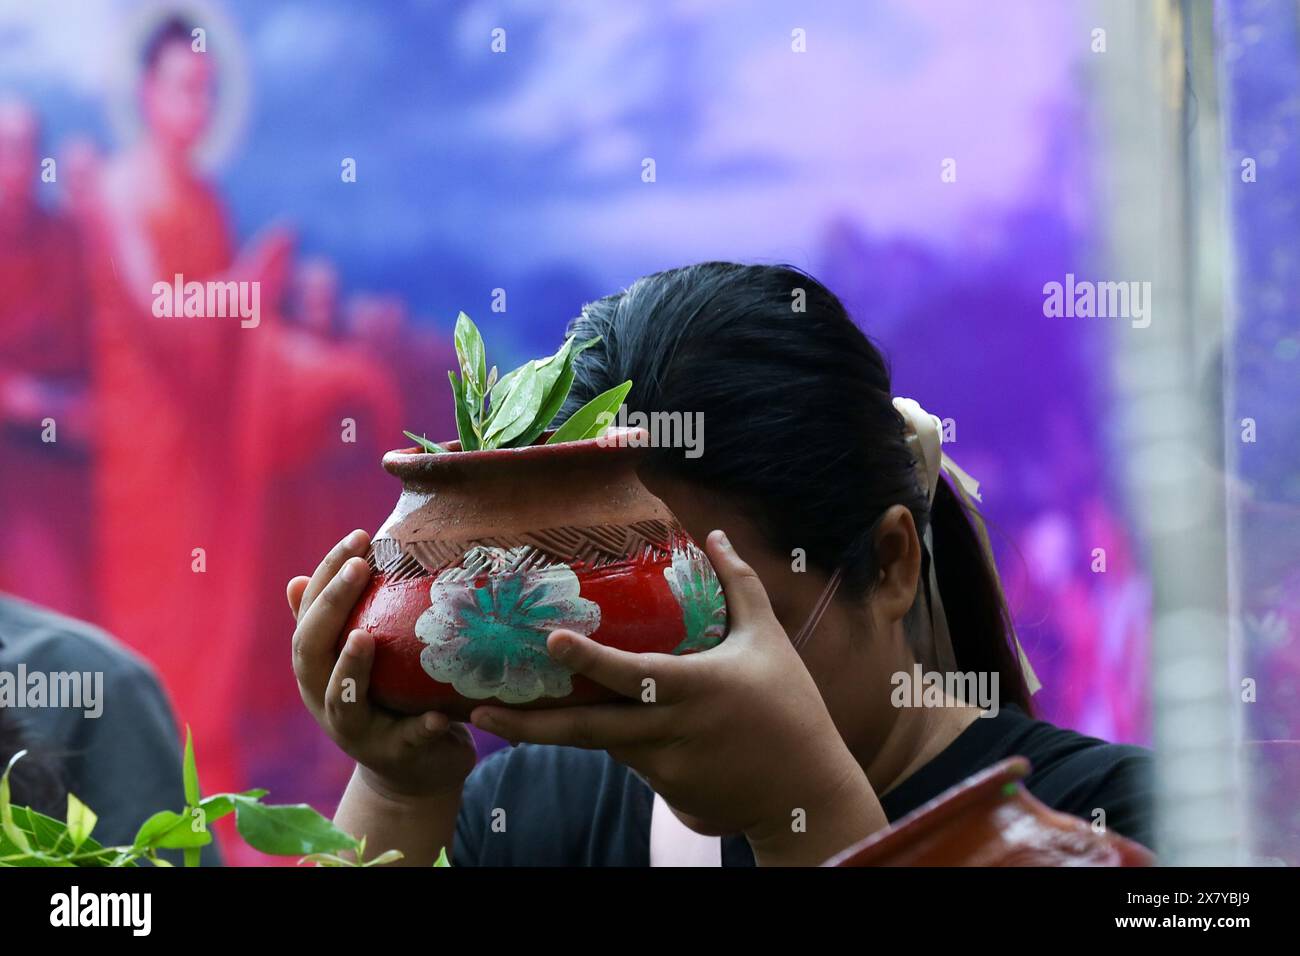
[405,312,631,452]
[0,729,445,868]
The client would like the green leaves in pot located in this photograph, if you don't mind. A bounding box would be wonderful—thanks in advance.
[405,311,631,452]
[545,380,633,445]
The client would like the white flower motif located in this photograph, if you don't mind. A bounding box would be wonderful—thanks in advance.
[415,548,601,703]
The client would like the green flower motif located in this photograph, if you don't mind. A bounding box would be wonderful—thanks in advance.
[664,542,727,654]
[416,548,601,703]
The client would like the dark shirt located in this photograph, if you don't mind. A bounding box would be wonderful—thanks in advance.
[454,703,1153,865]
[0,594,222,865]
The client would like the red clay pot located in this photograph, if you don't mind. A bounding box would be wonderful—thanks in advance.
[824,757,1155,866]
[345,428,727,719]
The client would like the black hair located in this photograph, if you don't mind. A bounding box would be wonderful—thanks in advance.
[0,707,66,821]
[141,15,197,72]
[560,261,1032,713]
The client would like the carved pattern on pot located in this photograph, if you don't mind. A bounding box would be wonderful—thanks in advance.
[368,518,680,580]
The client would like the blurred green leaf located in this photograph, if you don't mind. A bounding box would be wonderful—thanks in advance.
[65,794,96,850]
[198,789,267,827]
[231,795,358,857]
[182,725,201,807]
[132,810,211,851]
[0,751,32,855]
[299,851,354,867]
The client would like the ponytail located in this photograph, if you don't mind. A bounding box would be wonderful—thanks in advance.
[928,476,1033,714]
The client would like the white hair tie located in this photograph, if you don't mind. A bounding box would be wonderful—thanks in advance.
[892,397,1041,696]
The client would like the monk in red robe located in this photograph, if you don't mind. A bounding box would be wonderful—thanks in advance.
[78,17,399,819]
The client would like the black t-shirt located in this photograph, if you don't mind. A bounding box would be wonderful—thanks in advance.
[453,703,1154,866]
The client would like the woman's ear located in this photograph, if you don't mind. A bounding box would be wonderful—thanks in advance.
[871,504,922,625]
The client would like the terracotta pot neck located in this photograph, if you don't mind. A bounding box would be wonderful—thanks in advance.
[383,427,651,489]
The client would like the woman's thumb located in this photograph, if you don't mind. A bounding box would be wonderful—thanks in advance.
[704,529,778,639]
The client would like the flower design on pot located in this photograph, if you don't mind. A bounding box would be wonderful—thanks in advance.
[415,547,601,703]
[665,542,727,654]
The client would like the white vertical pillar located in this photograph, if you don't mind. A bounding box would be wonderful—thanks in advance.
[1094,0,1243,865]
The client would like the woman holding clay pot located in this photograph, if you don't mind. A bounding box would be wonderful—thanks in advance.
[289,262,1154,866]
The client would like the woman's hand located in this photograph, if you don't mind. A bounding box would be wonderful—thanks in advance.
[288,530,476,801]
[467,530,886,866]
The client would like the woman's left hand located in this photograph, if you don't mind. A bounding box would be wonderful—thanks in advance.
[469,529,887,866]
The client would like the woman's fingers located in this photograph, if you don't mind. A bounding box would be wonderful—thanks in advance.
[307,555,371,627]
[704,529,780,642]
[546,630,687,701]
[286,575,309,618]
[393,710,453,750]
[470,700,668,750]
[325,632,459,761]
[292,556,370,710]
[299,529,370,620]
[325,629,376,738]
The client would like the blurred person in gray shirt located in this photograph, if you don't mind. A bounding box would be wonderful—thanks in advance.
[0,592,221,864]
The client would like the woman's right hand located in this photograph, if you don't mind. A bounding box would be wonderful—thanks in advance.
[288,530,476,800]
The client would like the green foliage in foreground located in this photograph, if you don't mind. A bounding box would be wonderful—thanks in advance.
[0,728,446,868]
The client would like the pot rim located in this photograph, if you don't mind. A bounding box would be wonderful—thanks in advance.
[820,756,1032,867]
[383,426,652,480]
